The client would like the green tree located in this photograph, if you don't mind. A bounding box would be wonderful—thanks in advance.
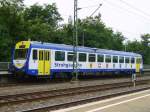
[141,34,150,64]
[0,0,149,65]
[77,16,124,50]
[126,34,150,64]
[0,0,24,61]
[23,3,62,42]
[0,1,63,61]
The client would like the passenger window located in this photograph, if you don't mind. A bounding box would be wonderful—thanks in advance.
[67,52,75,61]
[41,51,44,60]
[39,51,41,60]
[97,54,104,62]
[105,55,111,63]
[119,56,124,63]
[47,51,50,60]
[45,51,49,61]
[89,54,96,62]
[39,51,43,60]
[55,51,65,61]
[33,50,37,60]
[131,57,135,63]
[113,56,118,63]
[125,57,130,63]
[79,53,86,62]
[45,51,47,60]
[136,58,141,64]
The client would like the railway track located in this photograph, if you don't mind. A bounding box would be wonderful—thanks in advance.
[0,79,150,110]
[21,86,150,112]
[0,72,150,88]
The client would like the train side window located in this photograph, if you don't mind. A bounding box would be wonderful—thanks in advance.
[125,57,130,63]
[41,51,44,60]
[131,57,135,63]
[89,54,96,62]
[105,55,111,63]
[140,58,142,63]
[113,56,118,63]
[33,50,37,60]
[97,54,104,62]
[119,56,124,63]
[45,51,49,61]
[136,58,141,64]
[67,52,75,61]
[139,58,142,64]
[55,51,65,61]
[129,57,131,63]
[39,51,43,60]
[39,51,41,60]
[47,51,49,61]
[79,53,86,62]
[44,51,47,60]
[47,51,50,60]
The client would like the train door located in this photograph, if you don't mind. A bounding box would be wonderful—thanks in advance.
[38,50,44,75]
[136,57,140,73]
[44,50,50,75]
[38,50,51,75]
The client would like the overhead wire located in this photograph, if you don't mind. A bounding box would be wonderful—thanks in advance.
[104,0,150,24]
[78,0,104,9]
[102,0,150,38]
[118,0,150,19]
[77,0,148,36]
[79,0,150,23]
[90,4,102,17]
[80,4,100,9]
[71,0,149,38]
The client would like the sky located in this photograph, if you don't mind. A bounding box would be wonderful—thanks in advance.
[24,0,150,41]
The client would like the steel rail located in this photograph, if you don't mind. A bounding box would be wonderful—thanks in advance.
[0,79,149,107]
[21,86,150,112]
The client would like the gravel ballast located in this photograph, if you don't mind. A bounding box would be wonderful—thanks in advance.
[1,84,150,112]
[0,76,150,96]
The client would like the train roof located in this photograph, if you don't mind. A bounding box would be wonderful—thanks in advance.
[30,41,142,57]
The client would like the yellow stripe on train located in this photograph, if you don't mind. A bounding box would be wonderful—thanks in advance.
[15,41,31,49]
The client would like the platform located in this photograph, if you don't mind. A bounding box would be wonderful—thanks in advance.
[55,89,150,112]
[144,69,150,72]
[0,71,12,75]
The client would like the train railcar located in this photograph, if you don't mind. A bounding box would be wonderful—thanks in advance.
[10,41,143,78]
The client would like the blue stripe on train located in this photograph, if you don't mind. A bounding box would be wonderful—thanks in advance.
[25,69,139,78]
[51,69,136,72]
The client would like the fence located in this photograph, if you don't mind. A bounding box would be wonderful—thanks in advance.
[0,62,10,71]
[143,65,150,69]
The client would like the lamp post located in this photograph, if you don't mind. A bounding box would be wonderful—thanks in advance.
[90,4,102,17]
[123,38,128,51]
[72,2,102,82]
[82,29,86,46]
[72,0,79,82]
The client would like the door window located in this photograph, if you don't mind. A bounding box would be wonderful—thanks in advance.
[33,50,37,60]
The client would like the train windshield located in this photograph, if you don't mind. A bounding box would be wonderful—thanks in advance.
[14,49,28,60]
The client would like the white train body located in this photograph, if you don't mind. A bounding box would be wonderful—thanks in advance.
[11,41,143,78]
